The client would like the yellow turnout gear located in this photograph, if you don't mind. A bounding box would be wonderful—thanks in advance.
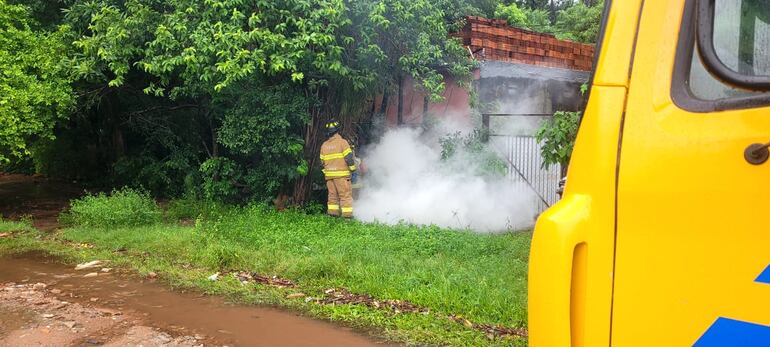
[320,133,356,217]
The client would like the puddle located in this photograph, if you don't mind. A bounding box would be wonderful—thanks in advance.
[0,305,36,337]
[0,254,396,346]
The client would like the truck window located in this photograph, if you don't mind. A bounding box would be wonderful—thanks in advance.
[673,0,770,111]
[711,0,770,77]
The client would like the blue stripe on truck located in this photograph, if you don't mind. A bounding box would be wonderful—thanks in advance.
[694,317,770,347]
[755,264,770,284]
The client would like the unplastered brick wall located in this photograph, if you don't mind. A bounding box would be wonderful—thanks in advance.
[455,16,595,71]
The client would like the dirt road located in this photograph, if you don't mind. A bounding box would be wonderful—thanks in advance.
[0,175,395,347]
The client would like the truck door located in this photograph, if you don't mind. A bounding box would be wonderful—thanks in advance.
[612,0,770,345]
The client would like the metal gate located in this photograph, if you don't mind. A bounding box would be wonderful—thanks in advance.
[482,113,563,214]
[491,135,562,214]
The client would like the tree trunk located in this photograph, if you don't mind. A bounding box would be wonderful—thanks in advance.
[397,75,404,126]
[293,110,322,205]
[422,95,429,125]
[379,88,389,116]
[549,0,557,24]
[370,97,376,118]
[292,88,337,205]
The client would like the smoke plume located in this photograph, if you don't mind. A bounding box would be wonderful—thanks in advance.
[354,126,538,232]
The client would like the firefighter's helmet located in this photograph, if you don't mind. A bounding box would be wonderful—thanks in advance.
[324,120,340,137]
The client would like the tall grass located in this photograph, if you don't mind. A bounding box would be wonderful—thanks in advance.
[0,216,35,233]
[62,188,162,227]
[61,203,531,329]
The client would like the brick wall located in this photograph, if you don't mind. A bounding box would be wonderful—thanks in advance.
[455,16,595,71]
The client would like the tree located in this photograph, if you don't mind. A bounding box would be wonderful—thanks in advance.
[494,2,528,28]
[0,1,73,164]
[352,0,474,124]
[524,8,553,33]
[553,0,604,43]
[57,0,473,204]
[494,2,553,34]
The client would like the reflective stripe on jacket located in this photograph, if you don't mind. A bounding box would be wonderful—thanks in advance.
[320,133,356,180]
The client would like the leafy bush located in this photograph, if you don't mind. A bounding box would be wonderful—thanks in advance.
[494,2,528,28]
[199,157,243,203]
[535,110,581,170]
[64,188,162,227]
[439,129,507,178]
[165,197,224,222]
[494,3,553,34]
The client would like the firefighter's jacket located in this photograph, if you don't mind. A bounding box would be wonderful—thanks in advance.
[320,133,356,180]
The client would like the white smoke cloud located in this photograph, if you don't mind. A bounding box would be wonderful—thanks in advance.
[354,126,538,232]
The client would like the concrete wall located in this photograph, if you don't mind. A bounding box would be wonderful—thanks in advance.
[479,61,589,136]
[377,61,589,136]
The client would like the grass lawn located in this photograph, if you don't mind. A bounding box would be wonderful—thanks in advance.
[0,200,531,346]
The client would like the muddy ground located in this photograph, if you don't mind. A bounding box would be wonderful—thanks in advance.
[0,173,83,231]
[0,174,395,347]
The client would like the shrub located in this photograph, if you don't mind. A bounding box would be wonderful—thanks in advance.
[535,110,581,172]
[64,188,162,228]
[439,129,507,178]
[165,197,225,222]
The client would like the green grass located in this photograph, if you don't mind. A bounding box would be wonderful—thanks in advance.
[0,217,35,233]
[61,188,162,227]
[0,203,532,346]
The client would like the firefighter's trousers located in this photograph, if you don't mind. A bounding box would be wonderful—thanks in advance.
[326,177,353,218]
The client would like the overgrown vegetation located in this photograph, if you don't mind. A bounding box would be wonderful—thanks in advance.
[0,0,73,163]
[62,188,162,228]
[1,0,602,206]
[493,0,604,43]
[440,129,508,177]
[535,82,587,173]
[0,216,35,234]
[535,110,581,173]
[1,197,531,347]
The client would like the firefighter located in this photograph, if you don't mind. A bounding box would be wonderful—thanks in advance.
[320,120,356,218]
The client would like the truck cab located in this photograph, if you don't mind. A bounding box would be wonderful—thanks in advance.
[528,0,770,346]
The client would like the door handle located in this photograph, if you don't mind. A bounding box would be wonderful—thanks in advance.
[745,142,770,165]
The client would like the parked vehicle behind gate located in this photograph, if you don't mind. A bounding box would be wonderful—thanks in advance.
[529,0,770,346]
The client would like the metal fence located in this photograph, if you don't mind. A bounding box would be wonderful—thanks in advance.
[483,114,562,214]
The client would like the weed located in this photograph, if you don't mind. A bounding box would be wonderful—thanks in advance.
[0,217,35,233]
[62,188,162,228]
[164,197,223,222]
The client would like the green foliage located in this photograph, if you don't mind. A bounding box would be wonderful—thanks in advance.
[199,157,243,203]
[354,0,475,101]
[165,197,224,221]
[439,129,507,178]
[554,0,604,43]
[113,150,200,198]
[494,2,528,28]
[0,1,74,163]
[495,1,603,39]
[524,7,553,33]
[0,216,35,233]
[580,82,589,95]
[53,0,472,204]
[535,110,581,169]
[64,188,162,228]
[213,80,311,200]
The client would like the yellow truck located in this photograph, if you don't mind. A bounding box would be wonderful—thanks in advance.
[528,0,770,346]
